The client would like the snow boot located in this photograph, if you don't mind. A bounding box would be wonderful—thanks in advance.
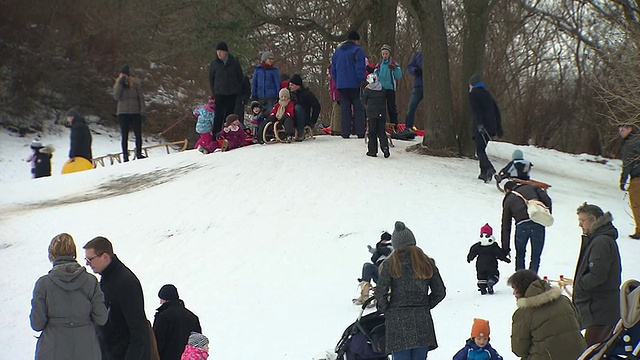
[352,281,372,305]
[383,148,390,158]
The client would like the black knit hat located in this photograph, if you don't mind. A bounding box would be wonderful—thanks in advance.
[158,284,179,301]
[469,73,482,86]
[216,41,229,52]
[380,231,392,241]
[504,181,519,192]
[120,64,130,76]
[289,74,303,86]
[347,31,360,40]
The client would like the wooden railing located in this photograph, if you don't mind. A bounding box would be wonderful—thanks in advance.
[92,139,189,167]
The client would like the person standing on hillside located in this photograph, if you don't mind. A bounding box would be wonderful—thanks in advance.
[331,31,366,139]
[251,51,280,117]
[83,236,151,360]
[468,73,503,182]
[373,44,402,127]
[404,51,423,131]
[153,284,202,360]
[573,203,622,346]
[618,123,640,238]
[65,109,93,162]
[113,64,146,162]
[209,41,244,135]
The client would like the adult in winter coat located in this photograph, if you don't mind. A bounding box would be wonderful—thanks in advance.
[83,236,151,360]
[331,30,366,138]
[500,181,552,273]
[209,41,244,134]
[376,221,446,359]
[468,73,503,182]
[507,269,586,359]
[404,51,423,130]
[113,64,146,161]
[65,109,93,161]
[251,51,281,114]
[30,233,108,360]
[153,284,202,360]
[618,124,640,238]
[288,74,321,142]
[573,203,622,346]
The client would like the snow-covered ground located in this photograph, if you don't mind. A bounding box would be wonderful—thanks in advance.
[0,127,637,360]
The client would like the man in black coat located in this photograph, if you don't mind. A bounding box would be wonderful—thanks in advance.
[153,284,202,360]
[468,74,503,182]
[500,181,552,273]
[209,41,244,134]
[288,74,321,142]
[66,109,93,161]
[83,236,151,360]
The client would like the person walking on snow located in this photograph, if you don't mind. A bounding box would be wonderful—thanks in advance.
[618,123,640,238]
[153,284,202,360]
[468,73,502,183]
[467,223,510,295]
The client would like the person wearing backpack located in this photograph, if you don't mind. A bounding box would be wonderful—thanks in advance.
[500,181,552,273]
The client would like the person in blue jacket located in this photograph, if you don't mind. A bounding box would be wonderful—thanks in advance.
[452,318,503,360]
[251,51,280,115]
[331,30,366,139]
[373,44,403,126]
[404,51,423,130]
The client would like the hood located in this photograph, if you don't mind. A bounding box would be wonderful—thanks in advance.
[367,82,383,91]
[588,212,618,239]
[338,41,357,51]
[48,256,90,291]
[516,279,562,309]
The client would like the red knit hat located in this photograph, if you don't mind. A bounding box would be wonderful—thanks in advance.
[471,318,490,338]
[480,223,493,236]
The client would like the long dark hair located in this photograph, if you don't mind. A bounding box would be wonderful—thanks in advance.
[381,245,434,279]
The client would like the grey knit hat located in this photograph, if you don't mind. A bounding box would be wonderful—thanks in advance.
[188,332,209,349]
[391,221,416,249]
[261,51,274,62]
[512,149,524,160]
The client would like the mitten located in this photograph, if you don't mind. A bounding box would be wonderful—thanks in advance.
[477,124,485,132]
[388,63,396,70]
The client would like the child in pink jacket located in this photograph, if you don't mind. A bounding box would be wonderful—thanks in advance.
[181,332,209,360]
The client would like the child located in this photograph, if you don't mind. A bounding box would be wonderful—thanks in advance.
[26,140,54,178]
[249,100,264,139]
[268,88,295,142]
[497,149,532,181]
[362,73,390,158]
[353,231,393,306]
[181,332,209,360]
[193,98,218,154]
[452,318,503,360]
[467,224,510,295]
[220,114,247,151]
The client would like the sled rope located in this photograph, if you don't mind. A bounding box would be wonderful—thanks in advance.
[158,114,191,136]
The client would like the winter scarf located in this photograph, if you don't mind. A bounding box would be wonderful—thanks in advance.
[260,61,274,70]
[276,95,290,119]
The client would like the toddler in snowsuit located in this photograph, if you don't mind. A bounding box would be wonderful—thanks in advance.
[497,149,532,181]
[353,231,393,306]
[193,98,218,154]
[467,223,510,295]
[181,332,209,360]
[26,140,54,179]
[362,73,390,158]
[452,318,504,360]
[220,114,247,151]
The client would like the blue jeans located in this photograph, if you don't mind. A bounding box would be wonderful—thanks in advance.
[404,86,424,129]
[515,221,545,273]
[392,347,429,360]
[294,104,309,134]
[339,88,365,137]
[361,262,379,283]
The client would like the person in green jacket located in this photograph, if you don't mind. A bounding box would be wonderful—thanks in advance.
[507,269,586,360]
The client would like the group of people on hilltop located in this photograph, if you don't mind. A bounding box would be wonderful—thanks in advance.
[30,234,209,360]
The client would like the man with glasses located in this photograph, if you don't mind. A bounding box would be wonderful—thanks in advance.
[500,181,552,273]
[84,236,151,359]
[573,203,621,346]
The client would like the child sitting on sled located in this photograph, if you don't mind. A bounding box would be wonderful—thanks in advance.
[193,97,218,154]
[249,100,265,140]
[497,149,532,181]
[353,231,393,306]
[26,140,54,179]
[219,114,248,151]
[452,318,504,360]
[467,223,510,295]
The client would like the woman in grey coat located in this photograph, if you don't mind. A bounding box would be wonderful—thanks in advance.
[375,221,446,359]
[30,233,108,360]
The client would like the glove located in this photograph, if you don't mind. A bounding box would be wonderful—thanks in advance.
[366,65,375,74]
[367,245,373,251]
[504,249,511,259]
[477,124,485,133]
[503,257,512,264]
[413,68,422,76]
[388,63,396,70]
[620,183,627,191]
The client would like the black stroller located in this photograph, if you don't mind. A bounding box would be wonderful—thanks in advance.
[335,296,388,360]
[578,279,640,359]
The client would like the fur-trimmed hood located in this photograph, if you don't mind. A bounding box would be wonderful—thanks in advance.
[516,279,562,309]
[587,212,618,239]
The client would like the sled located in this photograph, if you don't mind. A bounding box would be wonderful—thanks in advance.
[543,275,573,296]
[495,175,551,193]
[61,157,94,174]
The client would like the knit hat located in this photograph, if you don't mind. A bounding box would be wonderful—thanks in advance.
[366,73,377,84]
[471,318,490,338]
[480,223,493,236]
[391,221,416,249]
[225,114,239,126]
[380,44,392,53]
[120,64,130,76]
[261,51,274,62]
[380,231,392,241]
[347,30,360,40]
[30,140,43,149]
[250,101,261,110]
[504,181,518,192]
[479,223,496,246]
[279,88,290,100]
[289,74,303,86]
[158,284,179,301]
[512,149,524,160]
[216,41,228,52]
[469,73,482,86]
[188,332,209,349]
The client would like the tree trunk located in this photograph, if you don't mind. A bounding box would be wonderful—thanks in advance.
[369,0,399,58]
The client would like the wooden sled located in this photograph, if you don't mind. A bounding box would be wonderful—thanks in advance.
[92,139,188,167]
[496,175,551,193]
[544,275,573,296]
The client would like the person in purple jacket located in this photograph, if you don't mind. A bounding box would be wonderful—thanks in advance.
[220,114,247,151]
[404,51,423,131]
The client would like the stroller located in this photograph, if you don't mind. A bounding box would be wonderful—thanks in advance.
[335,296,388,360]
[578,279,640,359]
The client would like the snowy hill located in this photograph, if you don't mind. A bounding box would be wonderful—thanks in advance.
[0,130,638,360]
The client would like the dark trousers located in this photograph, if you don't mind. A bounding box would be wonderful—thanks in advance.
[404,86,423,129]
[361,262,379,283]
[118,113,142,160]
[339,88,365,138]
[476,270,499,290]
[213,94,237,134]
[294,104,309,134]
[585,325,614,347]
[475,131,495,175]
[367,117,389,154]
[385,89,398,125]
[515,221,545,273]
